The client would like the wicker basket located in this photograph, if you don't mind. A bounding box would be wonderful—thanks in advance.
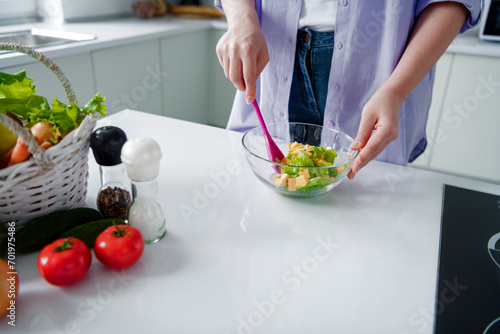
[0,43,99,225]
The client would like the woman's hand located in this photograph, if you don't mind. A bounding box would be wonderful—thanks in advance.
[348,88,402,180]
[347,2,468,180]
[216,5,269,104]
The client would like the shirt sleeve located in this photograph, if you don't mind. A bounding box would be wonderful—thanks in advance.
[415,0,482,33]
[214,0,223,13]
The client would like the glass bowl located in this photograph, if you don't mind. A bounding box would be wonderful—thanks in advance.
[242,122,359,198]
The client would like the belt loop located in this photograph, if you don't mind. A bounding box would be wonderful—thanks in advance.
[304,28,311,44]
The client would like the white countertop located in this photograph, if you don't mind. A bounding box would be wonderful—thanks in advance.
[448,25,500,58]
[3,109,500,334]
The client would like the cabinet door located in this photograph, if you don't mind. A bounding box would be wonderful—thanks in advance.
[160,31,209,124]
[92,40,163,116]
[1,52,96,105]
[208,29,236,128]
[428,54,500,183]
[410,53,454,168]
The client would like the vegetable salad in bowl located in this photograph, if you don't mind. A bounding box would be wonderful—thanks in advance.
[274,141,346,193]
[242,122,358,197]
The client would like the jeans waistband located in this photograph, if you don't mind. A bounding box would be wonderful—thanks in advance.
[297,27,335,47]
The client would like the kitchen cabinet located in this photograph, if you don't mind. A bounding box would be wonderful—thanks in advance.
[160,31,210,124]
[92,40,164,116]
[429,53,500,183]
[410,53,454,168]
[0,52,96,105]
[208,29,236,128]
[411,53,500,183]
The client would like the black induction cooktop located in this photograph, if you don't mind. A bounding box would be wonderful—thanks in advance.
[435,185,500,334]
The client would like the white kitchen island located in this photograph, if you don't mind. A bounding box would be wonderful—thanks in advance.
[3,110,500,334]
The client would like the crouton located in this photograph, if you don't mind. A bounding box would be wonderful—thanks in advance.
[296,175,308,187]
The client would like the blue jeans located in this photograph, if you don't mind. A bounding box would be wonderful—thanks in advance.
[288,28,334,126]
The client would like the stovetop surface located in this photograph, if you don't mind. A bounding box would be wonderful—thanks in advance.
[436,185,500,334]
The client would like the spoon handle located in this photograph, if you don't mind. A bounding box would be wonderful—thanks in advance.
[251,100,285,165]
[252,100,270,137]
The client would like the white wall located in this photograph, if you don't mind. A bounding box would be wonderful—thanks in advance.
[62,0,136,21]
[0,0,36,23]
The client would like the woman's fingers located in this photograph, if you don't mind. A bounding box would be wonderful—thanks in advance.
[348,90,400,180]
[215,22,269,105]
[351,112,376,150]
[348,128,395,179]
[242,54,258,104]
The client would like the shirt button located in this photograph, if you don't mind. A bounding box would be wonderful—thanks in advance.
[336,42,343,50]
[340,0,348,6]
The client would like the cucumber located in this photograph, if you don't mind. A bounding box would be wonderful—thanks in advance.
[16,207,103,254]
[0,222,7,258]
[59,218,127,248]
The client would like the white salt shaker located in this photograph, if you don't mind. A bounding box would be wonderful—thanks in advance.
[121,137,166,244]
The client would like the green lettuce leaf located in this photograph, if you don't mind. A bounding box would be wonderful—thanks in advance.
[0,70,106,133]
[282,150,314,176]
[324,149,337,164]
[306,146,326,160]
[296,177,333,192]
[0,71,37,118]
[0,71,36,99]
[309,163,334,178]
[47,98,79,132]
[82,92,106,118]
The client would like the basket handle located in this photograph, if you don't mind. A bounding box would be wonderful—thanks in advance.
[0,43,77,104]
[0,113,45,164]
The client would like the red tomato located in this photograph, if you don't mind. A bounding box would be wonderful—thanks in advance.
[94,225,144,270]
[37,238,92,287]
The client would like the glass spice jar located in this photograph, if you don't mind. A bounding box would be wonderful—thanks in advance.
[121,137,166,244]
[90,126,132,220]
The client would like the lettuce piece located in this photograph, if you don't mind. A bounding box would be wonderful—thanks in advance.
[0,71,36,99]
[309,163,334,178]
[0,70,106,133]
[282,150,314,176]
[82,92,106,118]
[289,150,314,167]
[46,98,79,132]
[306,146,326,160]
[324,149,337,164]
[296,177,333,192]
[0,71,37,118]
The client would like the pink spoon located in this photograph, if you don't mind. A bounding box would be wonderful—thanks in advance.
[252,99,285,169]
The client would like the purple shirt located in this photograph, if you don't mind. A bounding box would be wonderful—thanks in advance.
[216,0,481,165]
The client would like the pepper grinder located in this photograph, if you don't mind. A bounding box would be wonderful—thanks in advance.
[90,126,132,220]
[121,137,166,244]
